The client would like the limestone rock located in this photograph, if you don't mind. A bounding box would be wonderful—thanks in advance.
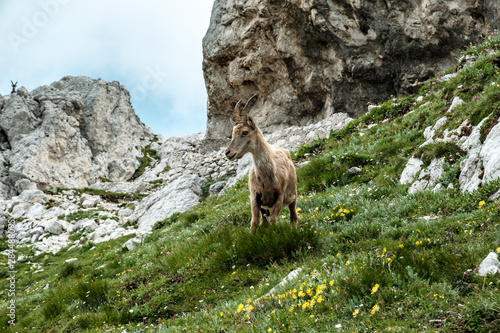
[89,181,147,194]
[407,158,445,194]
[400,157,424,185]
[202,0,498,146]
[478,252,500,276]
[0,76,153,198]
[123,237,142,251]
[41,219,64,235]
[74,219,99,232]
[129,174,207,232]
[209,181,227,196]
[459,120,500,192]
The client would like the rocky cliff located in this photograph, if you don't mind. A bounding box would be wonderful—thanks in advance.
[202,0,500,146]
[0,76,153,198]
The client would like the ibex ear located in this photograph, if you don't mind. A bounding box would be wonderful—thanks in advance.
[247,116,257,130]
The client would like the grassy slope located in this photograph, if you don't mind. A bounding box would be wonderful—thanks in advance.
[1,35,500,332]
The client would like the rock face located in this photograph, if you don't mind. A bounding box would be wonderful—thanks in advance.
[202,0,499,146]
[129,174,208,232]
[0,76,153,198]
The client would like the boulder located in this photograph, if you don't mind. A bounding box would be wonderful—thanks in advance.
[40,219,64,235]
[400,157,424,185]
[80,194,100,209]
[129,174,207,231]
[478,252,500,276]
[123,237,142,251]
[74,218,98,232]
[209,181,227,196]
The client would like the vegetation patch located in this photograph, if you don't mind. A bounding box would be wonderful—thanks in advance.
[414,141,467,167]
[130,146,160,180]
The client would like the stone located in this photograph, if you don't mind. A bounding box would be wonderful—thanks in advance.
[209,181,227,196]
[23,203,46,219]
[34,233,70,255]
[491,189,500,201]
[30,227,45,235]
[41,219,64,235]
[478,252,500,276]
[422,116,447,146]
[129,174,207,231]
[438,73,458,82]
[346,167,362,175]
[256,268,303,304]
[19,189,47,204]
[89,181,147,194]
[10,202,32,218]
[447,96,464,113]
[14,179,37,193]
[80,194,100,209]
[118,208,134,218]
[74,218,99,232]
[202,0,498,146]
[123,237,142,251]
[400,158,424,185]
[42,207,66,220]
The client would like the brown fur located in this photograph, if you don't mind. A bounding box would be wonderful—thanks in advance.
[225,99,297,232]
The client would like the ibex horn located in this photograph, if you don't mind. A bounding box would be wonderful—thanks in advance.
[240,94,258,123]
[233,99,243,123]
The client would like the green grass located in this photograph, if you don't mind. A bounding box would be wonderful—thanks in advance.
[1,33,500,333]
[130,146,160,180]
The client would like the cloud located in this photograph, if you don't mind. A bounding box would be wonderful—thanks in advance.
[0,0,213,136]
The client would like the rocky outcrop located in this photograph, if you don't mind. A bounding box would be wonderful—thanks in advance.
[399,101,500,193]
[0,76,153,199]
[202,0,499,146]
[129,174,208,232]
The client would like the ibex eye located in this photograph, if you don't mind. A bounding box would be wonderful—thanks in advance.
[242,130,249,136]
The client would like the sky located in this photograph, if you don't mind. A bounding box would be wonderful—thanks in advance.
[0,0,214,136]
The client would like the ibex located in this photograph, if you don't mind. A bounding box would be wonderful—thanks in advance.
[11,81,17,93]
[225,95,298,232]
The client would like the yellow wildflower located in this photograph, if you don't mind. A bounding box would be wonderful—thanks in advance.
[371,304,380,315]
[478,200,486,208]
[371,284,380,294]
[352,309,360,318]
[237,304,244,313]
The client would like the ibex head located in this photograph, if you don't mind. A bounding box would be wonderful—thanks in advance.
[225,94,258,161]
